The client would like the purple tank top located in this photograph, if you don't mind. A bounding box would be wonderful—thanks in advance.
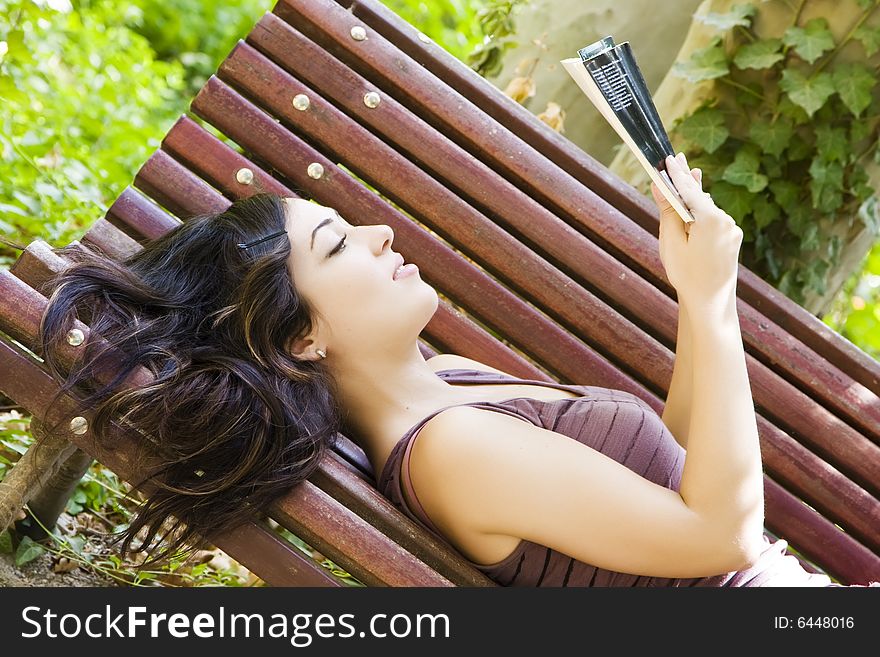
[376,368,850,587]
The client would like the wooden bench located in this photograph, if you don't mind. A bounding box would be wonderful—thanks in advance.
[1,0,878,586]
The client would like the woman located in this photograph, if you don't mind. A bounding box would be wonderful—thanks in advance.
[38,152,876,586]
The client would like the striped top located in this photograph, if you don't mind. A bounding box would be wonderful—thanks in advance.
[376,367,839,587]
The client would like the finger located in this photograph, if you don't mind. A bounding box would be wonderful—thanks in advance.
[692,168,702,187]
[658,189,688,248]
[666,154,714,215]
[650,181,671,209]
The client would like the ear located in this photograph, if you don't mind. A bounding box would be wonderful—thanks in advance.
[287,333,323,361]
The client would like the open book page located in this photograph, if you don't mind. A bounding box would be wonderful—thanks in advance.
[561,37,696,227]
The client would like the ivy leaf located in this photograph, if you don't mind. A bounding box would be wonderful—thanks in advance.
[850,118,872,144]
[779,68,835,118]
[786,201,814,235]
[14,535,45,567]
[749,117,794,157]
[761,153,784,178]
[776,94,811,125]
[853,23,880,56]
[832,62,875,117]
[696,4,757,31]
[809,156,845,213]
[672,36,729,82]
[787,132,814,161]
[782,18,835,65]
[734,38,784,69]
[709,180,756,222]
[676,106,729,153]
[770,179,800,209]
[722,145,769,192]
[752,193,781,229]
[815,124,849,163]
[0,529,12,554]
[847,163,874,203]
[800,223,821,252]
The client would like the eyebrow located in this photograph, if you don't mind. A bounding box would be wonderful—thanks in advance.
[309,210,343,252]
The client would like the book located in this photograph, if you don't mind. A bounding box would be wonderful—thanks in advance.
[561,36,696,228]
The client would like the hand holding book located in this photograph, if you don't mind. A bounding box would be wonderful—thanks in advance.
[561,36,697,230]
[656,152,744,312]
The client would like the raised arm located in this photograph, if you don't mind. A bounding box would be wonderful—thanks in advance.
[402,153,765,579]
[661,297,693,450]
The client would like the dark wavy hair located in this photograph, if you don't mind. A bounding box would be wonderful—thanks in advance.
[36,192,341,568]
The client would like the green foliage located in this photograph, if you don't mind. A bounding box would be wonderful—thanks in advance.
[381,0,490,64]
[461,0,529,78]
[0,0,274,268]
[669,0,880,349]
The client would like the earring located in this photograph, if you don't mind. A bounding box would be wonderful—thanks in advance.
[316,349,327,359]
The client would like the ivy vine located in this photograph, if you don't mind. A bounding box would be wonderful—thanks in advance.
[670,0,880,307]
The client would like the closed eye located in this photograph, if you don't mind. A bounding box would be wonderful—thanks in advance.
[327,234,347,258]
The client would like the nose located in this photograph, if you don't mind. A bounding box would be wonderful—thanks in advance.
[373,224,394,255]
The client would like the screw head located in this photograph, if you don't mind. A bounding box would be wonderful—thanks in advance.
[292,93,310,111]
[235,168,254,185]
[66,328,85,346]
[363,91,381,108]
[307,162,324,179]
[350,25,367,41]
[70,416,88,435]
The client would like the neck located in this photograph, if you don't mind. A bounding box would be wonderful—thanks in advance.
[331,344,477,476]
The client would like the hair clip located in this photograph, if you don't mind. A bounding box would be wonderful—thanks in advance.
[236,230,288,250]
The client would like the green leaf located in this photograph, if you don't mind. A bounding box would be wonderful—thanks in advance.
[696,3,757,31]
[814,124,849,163]
[676,106,729,153]
[722,145,769,192]
[672,37,729,82]
[749,117,793,157]
[770,179,800,209]
[776,94,811,125]
[782,18,835,65]
[0,529,12,554]
[850,119,873,144]
[787,132,814,161]
[853,23,880,56]
[809,157,845,213]
[709,180,756,222]
[752,194,781,229]
[734,38,784,69]
[832,62,875,117]
[786,201,814,235]
[847,163,874,203]
[761,153,784,178]
[779,68,835,118]
[800,223,821,251]
[14,535,45,567]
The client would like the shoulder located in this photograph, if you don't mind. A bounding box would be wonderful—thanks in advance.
[426,353,514,377]
[406,405,543,534]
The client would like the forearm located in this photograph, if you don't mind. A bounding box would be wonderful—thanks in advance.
[661,298,693,450]
[678,294,764,554]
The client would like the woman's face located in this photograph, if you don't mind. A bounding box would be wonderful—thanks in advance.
[282,197,438,359]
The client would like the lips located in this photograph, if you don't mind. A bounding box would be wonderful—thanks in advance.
[392,253,405,279]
